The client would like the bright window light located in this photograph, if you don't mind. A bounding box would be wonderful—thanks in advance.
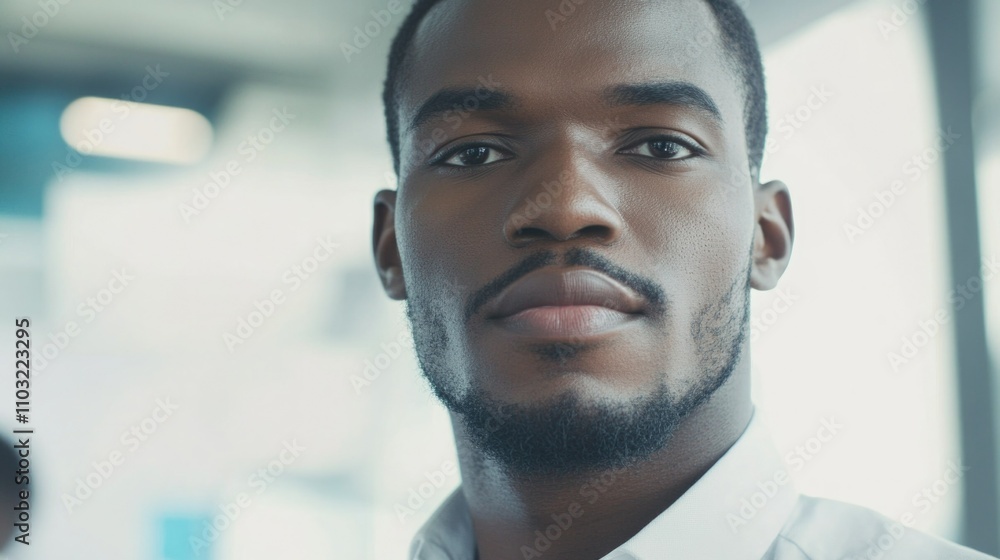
[60,96,213,164]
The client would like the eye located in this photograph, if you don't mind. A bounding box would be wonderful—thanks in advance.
[620,136,702,160]
[437,144,511,167]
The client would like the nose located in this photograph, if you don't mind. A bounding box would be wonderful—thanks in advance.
[502,147,625,248]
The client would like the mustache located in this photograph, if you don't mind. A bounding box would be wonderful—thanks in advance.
[463,247,668,323]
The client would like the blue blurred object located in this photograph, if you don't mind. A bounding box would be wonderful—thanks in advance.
[161,513,214,560]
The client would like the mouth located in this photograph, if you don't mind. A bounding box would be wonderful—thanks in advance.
[485,267,648,338]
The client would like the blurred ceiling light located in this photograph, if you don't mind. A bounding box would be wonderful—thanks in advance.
[60,97,213,165]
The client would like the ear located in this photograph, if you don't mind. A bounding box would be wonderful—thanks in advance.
[750,180,794,291]
[373,189,407,300]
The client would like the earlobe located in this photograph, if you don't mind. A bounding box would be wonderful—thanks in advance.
[749,180,794,291]
[373,189,407,300]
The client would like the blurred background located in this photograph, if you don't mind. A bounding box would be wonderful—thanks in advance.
[0,0,998,558]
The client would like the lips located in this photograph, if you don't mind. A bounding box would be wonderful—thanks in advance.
[486,268,648,320]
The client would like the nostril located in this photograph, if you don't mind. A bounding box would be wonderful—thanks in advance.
[508,224,616,247]
[511,226,550,242]
[575,224,613,241]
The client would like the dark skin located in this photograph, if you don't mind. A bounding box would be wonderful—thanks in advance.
[373,1,794,558]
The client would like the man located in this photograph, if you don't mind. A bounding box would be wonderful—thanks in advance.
[370,0,997,558]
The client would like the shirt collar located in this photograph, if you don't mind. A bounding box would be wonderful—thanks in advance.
[409,485,475,560]
[606,408,799,559]
[410,407,799,560]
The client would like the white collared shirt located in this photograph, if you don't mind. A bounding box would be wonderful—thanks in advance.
[409,409,998,559]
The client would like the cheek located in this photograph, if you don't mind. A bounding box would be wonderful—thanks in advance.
[397,188,443,272]
[396,193,440,298]
[628,172,754,320]
[396,188,486,298]
[633,171,753,260]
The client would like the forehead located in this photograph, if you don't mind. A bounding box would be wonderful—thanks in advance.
[399,0,743,131]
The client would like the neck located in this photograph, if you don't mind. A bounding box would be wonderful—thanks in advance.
[451,368,753,560]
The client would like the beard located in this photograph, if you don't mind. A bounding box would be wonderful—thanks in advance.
[404,246,752,477]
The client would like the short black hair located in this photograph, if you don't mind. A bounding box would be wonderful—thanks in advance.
[382,0,767,178]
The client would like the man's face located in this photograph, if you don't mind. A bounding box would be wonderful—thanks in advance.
[374,0,786,475]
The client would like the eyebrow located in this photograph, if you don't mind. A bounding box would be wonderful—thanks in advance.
[604,81,723,124]
[407,87,516,132]
[406,80,723,133]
